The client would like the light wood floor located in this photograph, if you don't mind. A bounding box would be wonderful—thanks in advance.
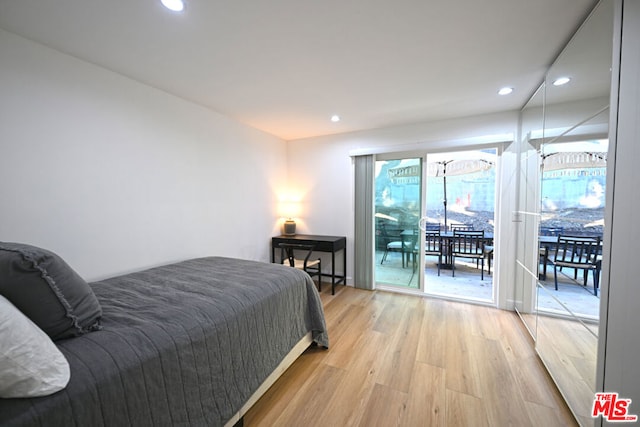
[244,285,577,426]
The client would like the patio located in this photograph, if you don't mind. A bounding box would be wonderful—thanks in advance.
[375,250,600,319]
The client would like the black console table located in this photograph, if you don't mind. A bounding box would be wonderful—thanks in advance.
[271,234,346,295]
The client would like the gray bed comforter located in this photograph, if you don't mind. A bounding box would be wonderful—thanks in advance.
[0,256,328,427]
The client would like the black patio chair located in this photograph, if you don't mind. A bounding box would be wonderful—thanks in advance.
[380,226,412,267]
[450,224,473,232]
[551,235,601,296]
[451,230,486,280]
[424,230,443,276]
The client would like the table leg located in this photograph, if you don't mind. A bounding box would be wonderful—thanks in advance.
[331,250,336,294]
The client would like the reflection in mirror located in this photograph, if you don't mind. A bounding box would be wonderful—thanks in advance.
[533,0,613,425]
[539,135,607,313]
[536,295,598,426]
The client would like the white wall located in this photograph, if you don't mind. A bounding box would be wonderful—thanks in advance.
[0,29,287,281]
[287,111,519,306]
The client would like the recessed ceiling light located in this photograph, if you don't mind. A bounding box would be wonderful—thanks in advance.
[498,87,513,96]
[161,0,185,12]
[330,115,341,122]
[553,77,571,86]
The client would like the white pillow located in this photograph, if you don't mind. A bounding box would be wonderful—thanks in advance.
[0,294,70,398]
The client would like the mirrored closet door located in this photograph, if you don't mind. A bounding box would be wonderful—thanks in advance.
[514,1,613,424]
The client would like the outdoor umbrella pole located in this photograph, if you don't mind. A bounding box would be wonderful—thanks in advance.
[443,175,448,232]
[442,161,449,232]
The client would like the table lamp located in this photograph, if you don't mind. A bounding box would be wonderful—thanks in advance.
[280,200,301,236]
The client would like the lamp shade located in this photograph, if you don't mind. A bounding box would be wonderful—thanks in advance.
[278,201,301,219]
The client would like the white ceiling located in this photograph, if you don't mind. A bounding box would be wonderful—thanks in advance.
[0,0,599,141]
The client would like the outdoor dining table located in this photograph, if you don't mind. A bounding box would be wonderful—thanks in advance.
[401,229,494,269]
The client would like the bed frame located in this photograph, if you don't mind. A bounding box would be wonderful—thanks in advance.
[225,332,313,427]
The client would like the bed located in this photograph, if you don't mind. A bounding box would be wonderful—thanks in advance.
[0,246,329,427]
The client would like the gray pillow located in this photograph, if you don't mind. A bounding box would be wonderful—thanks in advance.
[0,242,102,341]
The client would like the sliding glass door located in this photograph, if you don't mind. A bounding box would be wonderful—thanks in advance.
[374,157,422,289]
[372,149,497,299]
